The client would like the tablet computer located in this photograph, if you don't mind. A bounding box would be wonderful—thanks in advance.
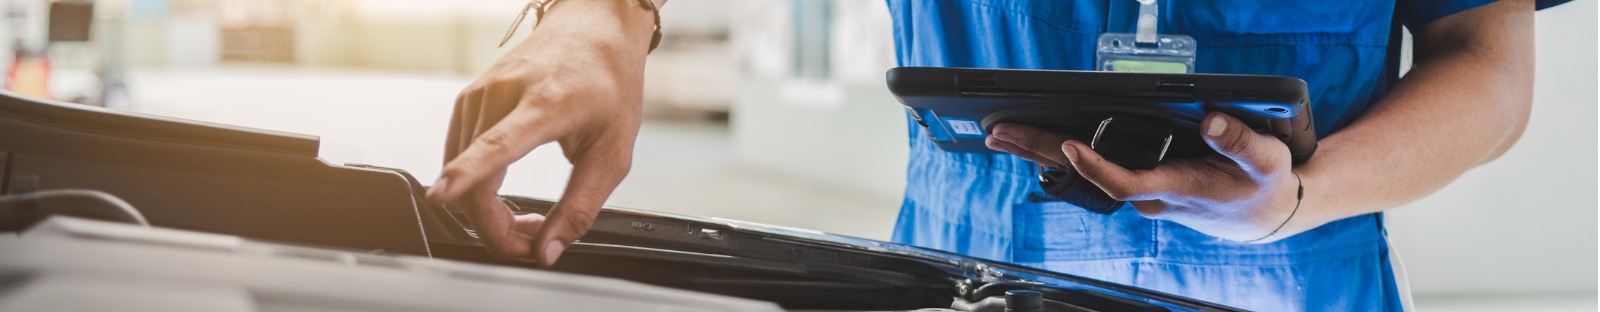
[887,67,1316,164]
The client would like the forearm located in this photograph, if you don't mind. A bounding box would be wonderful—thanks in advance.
[1297,0,1534,224]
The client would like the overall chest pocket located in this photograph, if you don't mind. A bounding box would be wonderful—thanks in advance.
[970,0,1111,34]
[1168,0,1390,37]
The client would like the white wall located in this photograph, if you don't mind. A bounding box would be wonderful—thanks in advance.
[120,16,222,68]
[730,0,906,198]
[1385,0,1597,295]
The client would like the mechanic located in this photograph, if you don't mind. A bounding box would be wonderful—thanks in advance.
[424,0,1566,310]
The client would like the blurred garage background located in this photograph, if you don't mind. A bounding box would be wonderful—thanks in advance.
[12,0,1594,310]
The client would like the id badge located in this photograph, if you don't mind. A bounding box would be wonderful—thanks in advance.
[1096,33,1195,73]
[1096,0,1196,74]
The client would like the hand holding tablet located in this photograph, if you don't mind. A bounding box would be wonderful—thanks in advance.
[888,67,1316,214]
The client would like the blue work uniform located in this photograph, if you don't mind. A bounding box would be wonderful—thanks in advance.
[887,0,1566,310]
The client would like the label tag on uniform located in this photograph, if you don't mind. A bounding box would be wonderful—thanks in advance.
[1096,0,1196,73]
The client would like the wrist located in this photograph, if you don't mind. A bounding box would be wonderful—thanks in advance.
[1241,170,1304,243]
[1265,160,1350,242]
[526,0,658,55]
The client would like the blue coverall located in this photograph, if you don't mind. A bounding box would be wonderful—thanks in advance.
[887,0,1566,310]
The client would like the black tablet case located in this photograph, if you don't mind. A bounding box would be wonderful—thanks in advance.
[888,67,1316,213]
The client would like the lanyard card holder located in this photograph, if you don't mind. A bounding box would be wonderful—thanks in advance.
[1096,33,1196,74]
[1096,0,1195,74]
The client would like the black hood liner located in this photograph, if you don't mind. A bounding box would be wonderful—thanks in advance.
[0,91,1242,311]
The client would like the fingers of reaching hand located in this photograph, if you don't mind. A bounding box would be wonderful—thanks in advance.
[428,107,560,206]
[435,89,548,261]
[1199,112,1288,175]
[443,92,471,164]
[456,90,488,157]
[532,137,633,267]
[430,84,638,267]
[463,172,538,260]
[454,87,519,160]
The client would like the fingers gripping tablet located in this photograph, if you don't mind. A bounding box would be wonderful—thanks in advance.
[887,67,1315,213]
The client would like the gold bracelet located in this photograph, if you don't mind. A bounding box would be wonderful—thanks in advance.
[498,0,549,47]
[1242,171,1303,243]
[498,0,663,54]
[638,0,662,53]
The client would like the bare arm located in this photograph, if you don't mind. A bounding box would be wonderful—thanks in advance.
[989,0,1538,242]
[1295,0,1535,228]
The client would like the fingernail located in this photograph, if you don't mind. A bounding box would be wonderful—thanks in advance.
[1062,141,1080,161]
[985,138,1007,152]
[1206,115,1227,137]
[990,143,1015,154]
[993,132,1016,144]
[542,240,564,266]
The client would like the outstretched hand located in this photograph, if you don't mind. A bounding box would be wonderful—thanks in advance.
[426,0,656,266]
